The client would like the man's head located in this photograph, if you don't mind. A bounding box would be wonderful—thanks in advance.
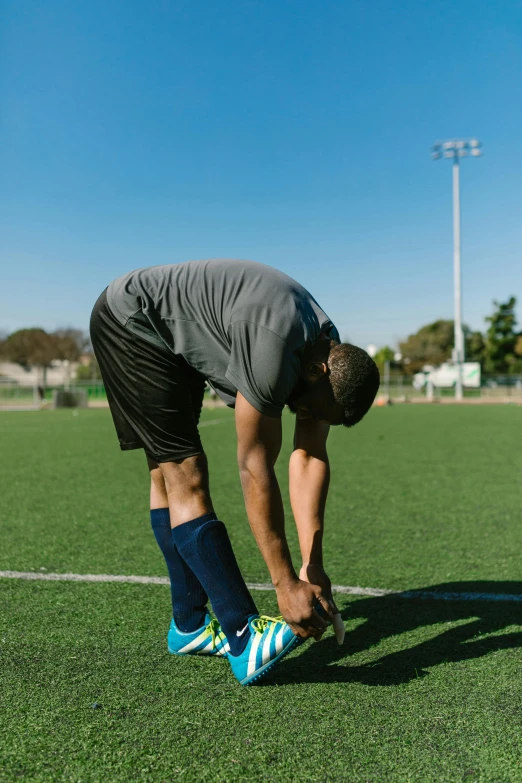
[288,340,380,427]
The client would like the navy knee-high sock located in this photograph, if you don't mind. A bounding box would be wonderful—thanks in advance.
[150,508,208,632]
[171,513,258,656]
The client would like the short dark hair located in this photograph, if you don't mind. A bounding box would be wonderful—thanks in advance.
[328,343,380,427]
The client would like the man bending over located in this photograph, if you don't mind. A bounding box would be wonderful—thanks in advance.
[90,259,379,685]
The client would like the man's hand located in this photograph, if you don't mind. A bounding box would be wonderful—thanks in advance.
[275,578,334,639]
[299,563,339,614]
[300,564,345,645]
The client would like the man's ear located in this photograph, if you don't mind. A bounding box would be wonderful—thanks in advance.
[306,361,329,383]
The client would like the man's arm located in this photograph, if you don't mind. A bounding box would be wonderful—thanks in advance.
[235,392,331,638]
[290,417,337,607]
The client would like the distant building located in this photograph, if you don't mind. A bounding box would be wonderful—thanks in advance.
[0,360,81,386]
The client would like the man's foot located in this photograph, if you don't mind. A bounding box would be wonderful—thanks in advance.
[228,615,302,685]
[168,614,229,657]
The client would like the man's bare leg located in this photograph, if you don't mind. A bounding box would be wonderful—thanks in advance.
[152,453,258,656]
[153,454,214,526]
[147,454,210,633]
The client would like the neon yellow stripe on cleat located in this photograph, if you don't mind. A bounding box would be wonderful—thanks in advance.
[262,622,276,665]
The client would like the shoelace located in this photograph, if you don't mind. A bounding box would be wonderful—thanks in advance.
[251,615,284,635]
[205,618,223,649]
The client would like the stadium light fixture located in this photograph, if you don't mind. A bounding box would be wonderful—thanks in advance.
[432,138,483,401]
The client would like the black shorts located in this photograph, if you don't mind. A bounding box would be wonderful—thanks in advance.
[90,289,206,463]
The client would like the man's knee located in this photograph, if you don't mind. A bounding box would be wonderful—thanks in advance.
[159,453,209,495]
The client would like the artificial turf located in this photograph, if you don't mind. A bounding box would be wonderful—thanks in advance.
[1,405,522,781]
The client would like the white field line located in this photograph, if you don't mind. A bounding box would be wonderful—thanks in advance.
[1,570,522,603]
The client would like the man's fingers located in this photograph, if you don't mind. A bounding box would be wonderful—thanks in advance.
[315,594,335,619]
[309,607,328,630]
[287,621,307,639]
[288,608,328,638]
[322,590,338,615]
[288,622,320,640]
[322,590,339,616]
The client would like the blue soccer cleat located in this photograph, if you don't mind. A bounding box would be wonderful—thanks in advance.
[168,613,230,657]
[228,615,302,685]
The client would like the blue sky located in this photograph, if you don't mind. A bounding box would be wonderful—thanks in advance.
[1,0,521,349]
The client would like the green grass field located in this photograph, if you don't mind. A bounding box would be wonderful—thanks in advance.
[2,405,522,782]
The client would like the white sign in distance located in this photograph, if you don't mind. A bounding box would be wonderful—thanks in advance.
[414,362,481,389]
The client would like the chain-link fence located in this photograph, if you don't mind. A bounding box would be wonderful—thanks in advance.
[380,373,522,402]
[0,381,107,409]
[0,381,219,409]
[1,375,522,410]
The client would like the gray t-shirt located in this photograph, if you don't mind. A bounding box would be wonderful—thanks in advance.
[107,259,339,417]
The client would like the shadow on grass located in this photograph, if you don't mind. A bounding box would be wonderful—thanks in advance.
[268,581,522,686]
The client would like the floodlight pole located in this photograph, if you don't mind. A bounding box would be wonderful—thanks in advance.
[431,139,482,402]
[453,156,464,401]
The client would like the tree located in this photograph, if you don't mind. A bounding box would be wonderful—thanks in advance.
[399,320,454,373]
[56,329,102,381]
[372,346,396,381]
[76,355,102,381]
[52,328,90,364]
[483,297,520,373]
[515,335,522,358]
[3,328,58,386]
[373,346,395,367]
[466,330,486,364]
